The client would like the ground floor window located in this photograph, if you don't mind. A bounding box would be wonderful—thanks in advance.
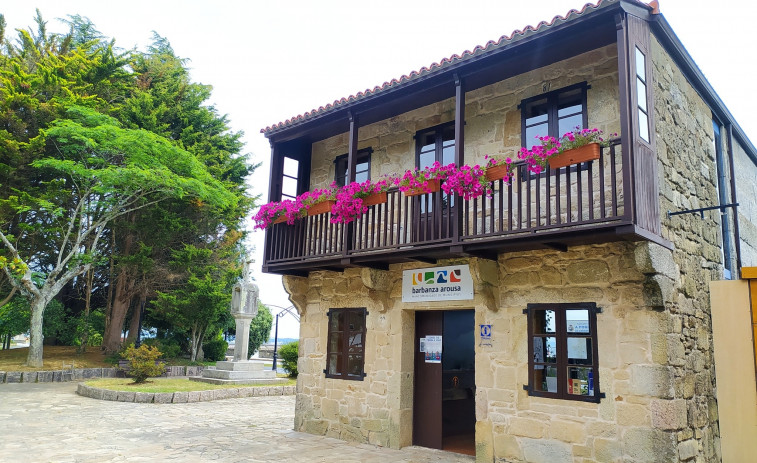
[524,302,603,402]
[325,307,367,380]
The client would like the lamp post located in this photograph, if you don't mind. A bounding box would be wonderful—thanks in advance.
[263,304,298,372]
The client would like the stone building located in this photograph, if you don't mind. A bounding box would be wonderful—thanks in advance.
[258,1,757,461]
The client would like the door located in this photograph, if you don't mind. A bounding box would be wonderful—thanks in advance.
[415,124,455,241]
[413,310,475,454]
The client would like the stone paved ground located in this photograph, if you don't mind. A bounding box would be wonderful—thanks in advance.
[0,382,474,463]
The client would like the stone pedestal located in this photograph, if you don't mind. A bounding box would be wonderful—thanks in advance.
[233,316,252,362]
[191,360,287,385]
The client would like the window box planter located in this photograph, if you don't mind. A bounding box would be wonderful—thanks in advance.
[402,179,441,197]
[485,164,511,182]
[362,192,388,207]
[273,215,287,224]
[548,143,600,170]
[307,200,336,216]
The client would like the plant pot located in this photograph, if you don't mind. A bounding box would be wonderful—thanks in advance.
[362,192,388,207]
[485,164,511,181]
[548,143,600,169]
[273,215,287,224]
[307,200,335,216]
[403,179,441,197]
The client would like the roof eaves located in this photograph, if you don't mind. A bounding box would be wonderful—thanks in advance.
[260,0,647,137]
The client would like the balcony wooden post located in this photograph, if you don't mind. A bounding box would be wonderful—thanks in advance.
[615,13,635,223]
[342,112,359,260]
[453,74,465,244]
[263,141,281,273]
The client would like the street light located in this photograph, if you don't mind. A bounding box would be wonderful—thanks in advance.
[263,304,299,371]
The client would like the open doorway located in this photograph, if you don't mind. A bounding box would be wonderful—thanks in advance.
[413,310,475,456]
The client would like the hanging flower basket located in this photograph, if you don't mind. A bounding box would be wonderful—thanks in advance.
[547,143,601,169]
[403,179,441,197]
[307,200,336,216]
[362,192,388,207]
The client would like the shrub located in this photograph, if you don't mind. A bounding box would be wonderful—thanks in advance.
[202,339,228,362]
[278,341,299,377]
[120,344,165,384]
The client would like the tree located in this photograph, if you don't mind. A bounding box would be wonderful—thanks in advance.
[149,244,236,362]
[248,302,272,356]
[0,106,236,367]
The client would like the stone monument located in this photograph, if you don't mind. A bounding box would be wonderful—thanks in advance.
[192,261,286,385]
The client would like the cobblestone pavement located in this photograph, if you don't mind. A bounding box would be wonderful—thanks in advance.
[0,382,474,463]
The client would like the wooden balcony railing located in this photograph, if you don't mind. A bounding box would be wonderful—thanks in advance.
[263,140,635,274]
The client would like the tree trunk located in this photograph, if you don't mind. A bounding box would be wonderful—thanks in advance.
[26,297,48,367]
[125,300,141,346]
[189,325,199,362]
[102,271,134,353]
[78,267,94,354]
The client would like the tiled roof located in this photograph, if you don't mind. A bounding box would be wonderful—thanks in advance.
[261,0,651,135]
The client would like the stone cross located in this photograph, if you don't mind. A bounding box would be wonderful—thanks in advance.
[230,260,259,362]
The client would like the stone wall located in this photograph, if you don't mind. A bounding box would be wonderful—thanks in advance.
[308,44,621,191]
[285,241,698,462]
[732,139,757,267]
[650,35,724,461]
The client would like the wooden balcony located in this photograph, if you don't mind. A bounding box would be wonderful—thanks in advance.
[262,140,664,276]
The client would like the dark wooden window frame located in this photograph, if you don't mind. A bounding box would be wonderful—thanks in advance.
[324,307,368,381]
[524,302,604,403]
[634,46,650,143]
[520,82,589,148]
[414,121,456,168]
[334,148,373,187]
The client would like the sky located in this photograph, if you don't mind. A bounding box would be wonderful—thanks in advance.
[2,0,756,338]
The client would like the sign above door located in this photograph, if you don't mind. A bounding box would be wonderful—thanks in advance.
[402,265,474,302]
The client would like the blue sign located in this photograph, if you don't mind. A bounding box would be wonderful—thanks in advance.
[480,324,491,339]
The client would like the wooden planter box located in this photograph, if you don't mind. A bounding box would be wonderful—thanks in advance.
[485,164,511,181]
[548,143,600,169]
[403,179,441,197]
[307,200,335,216]
[362,192,388,207]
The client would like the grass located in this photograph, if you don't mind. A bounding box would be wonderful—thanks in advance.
[0,346,218,372]
[0,346,112,372]
[85,377,296,393]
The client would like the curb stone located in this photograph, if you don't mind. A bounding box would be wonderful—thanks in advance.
[76,382,295,403]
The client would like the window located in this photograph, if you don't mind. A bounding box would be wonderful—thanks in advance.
[635,47,650,142]
[525,302,603,402]
[281,156,299,199]
[325,308,367,380]
[521,83,588,148]
[334,148,372,187]
[415,122,455,212]
[416,122,455,168]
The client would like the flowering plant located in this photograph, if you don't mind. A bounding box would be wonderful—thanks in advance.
[252,199,301,229]
[484,155,516,183]
[395,161,455,194]
[295,187,337,212]
[518,127,614,174]
[441,164,493,200]
[330,179,391,224]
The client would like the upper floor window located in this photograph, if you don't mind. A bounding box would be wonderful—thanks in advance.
[282,156,300,199]
[521,83,588,148]
[334,148,372,187]
[325,307,367,381]
[525,302,602,403]
[635,47,650,142]
[416,122,455,169]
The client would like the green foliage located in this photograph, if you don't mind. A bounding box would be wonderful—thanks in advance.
[143,338,181,359]
[278,341,299,378]
[0,296,30,338]
[249,303,273,356]
[120,344,165,384]
[42,299,78,345]
[202,338,228,362]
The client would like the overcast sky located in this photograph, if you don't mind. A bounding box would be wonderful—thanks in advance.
[3,0,756,338]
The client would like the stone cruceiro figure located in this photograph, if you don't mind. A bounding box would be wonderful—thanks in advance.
[230,260,259,362]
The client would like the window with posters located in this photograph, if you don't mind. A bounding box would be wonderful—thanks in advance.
[525,302,603,403]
